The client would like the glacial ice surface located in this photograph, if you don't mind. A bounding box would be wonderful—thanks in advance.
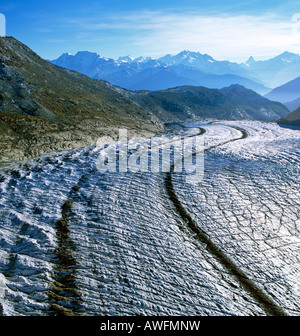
[0,121,299,316]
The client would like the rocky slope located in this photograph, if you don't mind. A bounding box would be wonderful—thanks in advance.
[0,37,163,162]
[130,85,290,123]
[277,107,300,126]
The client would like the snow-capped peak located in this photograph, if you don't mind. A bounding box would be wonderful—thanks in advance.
[245,56,255,64]
[272,51,300,63]
[117,55,136,63]
[134,56,153,63]
[179,50,191,59]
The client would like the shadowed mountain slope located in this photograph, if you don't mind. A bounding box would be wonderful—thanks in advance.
[130,85,290,122]
[0,37,163,162]
[277,107,300,126]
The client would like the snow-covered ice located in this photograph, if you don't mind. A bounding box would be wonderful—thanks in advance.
[0,121,299,316]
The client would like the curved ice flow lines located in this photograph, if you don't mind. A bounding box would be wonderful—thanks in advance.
[164,123,287,316]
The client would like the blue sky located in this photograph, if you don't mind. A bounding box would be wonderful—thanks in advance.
[1,0,300,61]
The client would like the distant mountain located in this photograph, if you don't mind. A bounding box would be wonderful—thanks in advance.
[95,64,269,93]
[122,66,198,91]
[264,77,300,110]
[285,96,300,112]
[51,50,270,94]
[52,51,120,77]
[51,49,300,93]
[158,50,251,77]
[169,65,269,93]
[241,52,300,88]
[129,85,290,122]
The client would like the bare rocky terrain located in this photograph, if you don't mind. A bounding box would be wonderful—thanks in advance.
[0,37,163,162]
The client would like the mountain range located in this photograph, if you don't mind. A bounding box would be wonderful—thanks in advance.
[51,50,300,95]
[264,76,300,111]
[0,37,293,161]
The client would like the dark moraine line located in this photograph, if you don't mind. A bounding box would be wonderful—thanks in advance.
[48,174,89,316]
[164,124,287,316]
[48,199,82,316]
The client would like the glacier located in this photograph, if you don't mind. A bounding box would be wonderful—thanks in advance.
[0,121,299,316]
